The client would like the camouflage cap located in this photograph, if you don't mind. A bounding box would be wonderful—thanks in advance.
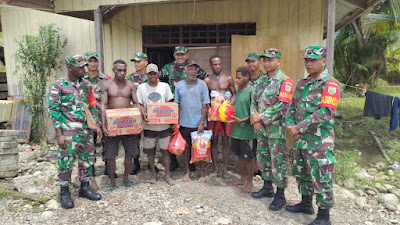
[130,52,148,62]
[146,63,159,74]
[245,53,261,62]
[65,55,88,67]
[303,46,327,59]
[261,48,281,59]
[84,51,99,60]
[174,46,188,54]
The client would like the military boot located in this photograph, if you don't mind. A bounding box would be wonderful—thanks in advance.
[251,180,274,198]
[60,186,74,209]
[79,181,101,201]
[309,208,331,225]
[169,154,179,172]
[286,195,315,215]
[130,157,141,175]
[269,188,286,211]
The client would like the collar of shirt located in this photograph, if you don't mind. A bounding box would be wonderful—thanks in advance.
[303,69,329,82]
[83,72,108,80]
[266,69,282,82]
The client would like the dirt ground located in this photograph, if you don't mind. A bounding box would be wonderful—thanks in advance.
[0,146,399,225]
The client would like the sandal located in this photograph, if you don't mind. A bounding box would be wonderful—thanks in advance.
[101,186,115,195]
[223,174,234,182]
[121,182,135,188]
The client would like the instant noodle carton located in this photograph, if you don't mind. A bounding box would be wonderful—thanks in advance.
[146,102,179,124]
[106,108,142,136]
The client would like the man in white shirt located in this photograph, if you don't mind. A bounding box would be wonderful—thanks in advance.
[137,63,175,185]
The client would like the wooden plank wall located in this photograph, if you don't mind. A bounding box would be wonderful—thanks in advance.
[104,0,324,76]
[1,5,96,97]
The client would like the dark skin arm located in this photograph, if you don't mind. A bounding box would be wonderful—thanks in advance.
[228,76,236,105]
[100,80,114,136]
[55,128,67,150]
[129,81,142,113]
[197,104,208,134]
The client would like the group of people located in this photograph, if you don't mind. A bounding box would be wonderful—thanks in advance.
[48,45,340,225]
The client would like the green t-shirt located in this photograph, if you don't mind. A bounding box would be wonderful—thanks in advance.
[231,86,257,140]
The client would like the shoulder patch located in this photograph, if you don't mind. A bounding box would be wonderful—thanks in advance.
[320,80,340,110]
[278,78,294,104]
[89,87,98,107]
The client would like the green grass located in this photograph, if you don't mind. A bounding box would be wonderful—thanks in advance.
[336,85,400,150]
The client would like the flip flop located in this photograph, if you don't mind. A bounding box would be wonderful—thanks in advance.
[223,174,234,182]
[121,182,135,188]
[208,173,218,180]
[101,186,115,195]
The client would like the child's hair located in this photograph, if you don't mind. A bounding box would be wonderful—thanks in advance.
[236,66,250,77]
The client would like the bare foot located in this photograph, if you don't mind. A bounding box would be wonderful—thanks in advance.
[165,176,175,186]
[198,177,206,183]
[122,176,130,185]
[230,178,246,186]
[240,182,254,193]
[149,177,157,184]
[183,174,192,182]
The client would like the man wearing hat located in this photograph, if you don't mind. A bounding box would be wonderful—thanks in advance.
[127,52,149,175]
[250,49,293,211]
[160,46,207,171]
[48,55,102,209]
[245,53,264,86]
[83,51,109,179]
[137,63,175,186]
[174,61,210,182]
[127,52,149,88]
[286,46,340,225]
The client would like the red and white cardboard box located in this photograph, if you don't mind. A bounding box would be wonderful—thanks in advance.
[106,108,142,136]
[146,102,179,124]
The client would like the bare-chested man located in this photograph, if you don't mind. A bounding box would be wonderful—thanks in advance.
[101,60,141,188]
[204,55,236,179]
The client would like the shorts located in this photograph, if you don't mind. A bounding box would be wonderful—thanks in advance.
[230,138,256,161]
[104,134,140,159]
[179,127,198,149]
[208,121,231,137]
[143,129,170,155]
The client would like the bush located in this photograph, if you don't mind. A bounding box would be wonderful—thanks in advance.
[334,149,361,183]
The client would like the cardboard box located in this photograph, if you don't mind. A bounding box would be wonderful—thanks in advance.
[146,102,179,124]
[106,108,142,136]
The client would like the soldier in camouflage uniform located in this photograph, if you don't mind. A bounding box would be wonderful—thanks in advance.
[127,52,149,88]
[160,46,207,95]
[250,49,294,211]
[246,53,264,86]
[83,51,109,179]
[245,52,264,177]
[49,55,102,209]
[286,46,340,225]
[159,46,207,171]
[126,52,149,175]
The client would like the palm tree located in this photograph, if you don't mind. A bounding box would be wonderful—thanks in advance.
[334,0,400,86]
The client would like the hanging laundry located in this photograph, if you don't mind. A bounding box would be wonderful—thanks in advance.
[390,97,400,131]
[363,91,393,119]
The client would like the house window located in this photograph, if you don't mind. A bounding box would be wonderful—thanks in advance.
[143,23,256,47]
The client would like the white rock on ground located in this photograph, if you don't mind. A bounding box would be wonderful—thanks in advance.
[378,193,399,205]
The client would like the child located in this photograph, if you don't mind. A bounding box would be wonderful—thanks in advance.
[229,66,257,193]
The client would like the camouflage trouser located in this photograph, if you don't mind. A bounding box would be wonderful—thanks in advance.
[257,131,288,189]
[292,149,336,209]
[58,129,95,187]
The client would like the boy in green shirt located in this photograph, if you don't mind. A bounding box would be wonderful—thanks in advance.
[230,66,257,193]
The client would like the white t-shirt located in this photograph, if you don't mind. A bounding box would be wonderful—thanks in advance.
[137,82,174,131]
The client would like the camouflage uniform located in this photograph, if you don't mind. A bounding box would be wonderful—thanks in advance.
[246,53,264,86]
[251,49,293,189]
[49,55,99,187]
[127,52,148,88]
[286,46,341,209]
[159,46,207,94]
[83,52,109,109]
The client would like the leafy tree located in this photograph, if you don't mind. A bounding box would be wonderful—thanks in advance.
[334,0,400,86]
[15,24,67,144]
